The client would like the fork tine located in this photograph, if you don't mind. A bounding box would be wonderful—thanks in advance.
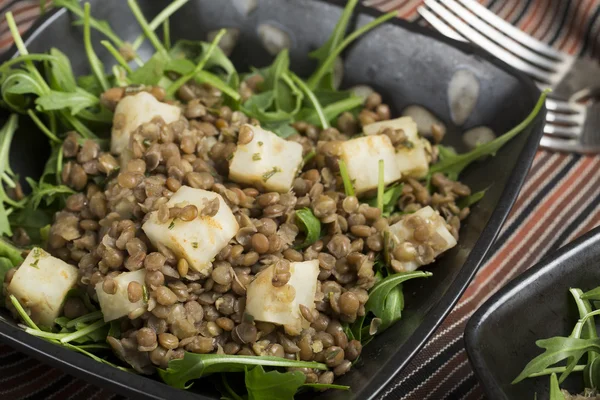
[423,0,553,83]
[441,0,560,71]
[417,6,467,42]
[545,99,586,114]
[543,123,581,139]
[457,0,567,61]
[546,111,586,126]
[539,136,599,154]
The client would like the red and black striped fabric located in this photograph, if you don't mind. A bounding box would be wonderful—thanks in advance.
[0,1,599,399]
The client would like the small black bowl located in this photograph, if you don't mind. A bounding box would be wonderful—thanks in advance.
[465,226,600,399]
[0,0,544,399]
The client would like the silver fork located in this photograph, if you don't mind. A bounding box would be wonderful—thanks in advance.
[417,0,600,153]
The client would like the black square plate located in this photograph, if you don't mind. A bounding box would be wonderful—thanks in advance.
[465,226,600,399]
[0,0,544,399]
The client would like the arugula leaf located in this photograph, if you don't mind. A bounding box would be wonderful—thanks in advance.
[127,0,168,58]
[26,177,75,209]
[0,257,13,284]
[36,88,99,115]
[364,271,432,332]
[0,115,23,236]
[513,336,600,384]
[54,0,127,48]
[456,188,487,209]
[549,373,565,400]
[262,121,297,139]
[1,71,45,112]
[128,52,169,86]
[9,203,53,244]
[158,353,327,389]
[308,0,358,89]
[131,0,190,51]
[83,3,109,92]
[169,40,238,87]
[48,48,77,92]
[245,365,305,400]
[581,287,600,301]
[290,73,328,129]
[307,11,397,90]
[295,208,321,249]
[295,96,363,126]
[0,237,23,266]
[303,383,351,391]
[166,29,227,97]
[430,90,549,180]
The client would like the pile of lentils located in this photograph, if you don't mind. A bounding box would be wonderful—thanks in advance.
[7,77,473,383]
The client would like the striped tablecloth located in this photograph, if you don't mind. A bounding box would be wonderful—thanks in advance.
[1,1,600,399]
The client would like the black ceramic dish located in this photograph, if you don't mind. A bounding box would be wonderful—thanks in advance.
[0,0,544,398]
[465,226,600,399]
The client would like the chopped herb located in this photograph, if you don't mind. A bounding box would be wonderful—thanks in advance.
[142,285,149,303]
[168,220,175,230]
[377,159,384,212]
[402,140,414,149]
[262,166,282,182]
[252,153,262,161]
[226,153,234,161]
[192,242,198,249]
[143,138,151,147]
[30,259,40,269]
[258,141,264,146]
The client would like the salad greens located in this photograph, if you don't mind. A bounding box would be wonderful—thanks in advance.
[514,284,600,399]
[294,208,321,249]
[0,0,550,398]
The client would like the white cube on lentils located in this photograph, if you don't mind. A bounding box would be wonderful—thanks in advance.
[339,134,402,195]
[96,269,147,322]
[7,248,79,327]
[111,92,181,155]
[363,116,430,179]
[245,260,319,336]
[388,206,457,272]
[228,124,303,193]
[142,186,239,275]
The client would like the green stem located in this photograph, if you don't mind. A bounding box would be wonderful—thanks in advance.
[290,73,329,129]
[100,41,133,73]
[131,0,189,50]
[27,110,61,143]
[60,319,107,343]
[163,19,171,50]
[9,295,40,331]
[528,365,585,378]
[2,172,16,188]
[25,328,68,340]
[166,29,226,97]
[5,13,49,94]
[66,310,104,329]
[571,309,600,338]
[338,159,355,197]
[83,3,109,91]
[307,11,397,90]
[377,159,384,212]
[57,0,125,47]
[128,0,168,57]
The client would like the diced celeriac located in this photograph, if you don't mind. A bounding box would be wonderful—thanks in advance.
[229,124,303,193]
[111,92,181,155]
[339,134,401,195]
[95,269,146,322]
[388,206,457,271]
[7,248,78,327]
[245,260,319,335]
[363,116,430,179]
[142,186,239,275]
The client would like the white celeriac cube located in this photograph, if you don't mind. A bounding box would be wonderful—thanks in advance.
[364,116,430,179]
[245,260,319,335]
[7,248,78,327]
[389,206,457,271]
[142,186,239,275]
[95,269,146,322]
[111,92,181,155]
[229,124,303,193]
[339,134,402,195]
